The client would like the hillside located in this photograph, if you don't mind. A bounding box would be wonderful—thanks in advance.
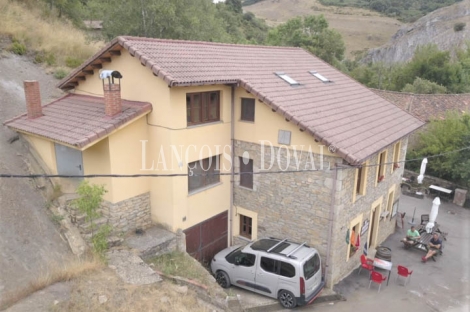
[243,0,403,56]
[363,1,470,64]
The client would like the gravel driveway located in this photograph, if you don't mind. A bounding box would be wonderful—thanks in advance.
[0,53,71,299]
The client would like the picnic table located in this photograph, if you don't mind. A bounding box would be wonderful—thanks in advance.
[402,223,447,255]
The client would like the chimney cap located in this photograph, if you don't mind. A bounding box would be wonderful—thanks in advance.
[99,70,123,80]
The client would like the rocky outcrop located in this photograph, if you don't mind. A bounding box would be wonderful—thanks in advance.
[363,1,470,64]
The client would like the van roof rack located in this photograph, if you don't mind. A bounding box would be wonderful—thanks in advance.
[286,242,307,258]
[267,238,288,253]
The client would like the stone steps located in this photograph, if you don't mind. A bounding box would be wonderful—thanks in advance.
[78,217,108,234]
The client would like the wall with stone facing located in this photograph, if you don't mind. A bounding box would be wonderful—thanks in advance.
[232,138,410,288]
[101,192,152,233]
[233,140,343,275]
[329,137,409,285]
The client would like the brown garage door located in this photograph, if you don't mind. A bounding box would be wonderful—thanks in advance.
[184,211,228,265]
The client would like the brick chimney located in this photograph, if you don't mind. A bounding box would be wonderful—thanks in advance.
[103,83,122,117]
[24,80,43,119]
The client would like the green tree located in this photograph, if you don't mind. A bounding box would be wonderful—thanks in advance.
[226,0,242,14]
[266,15,345,65]
[100,0,231,42]
[407,112,470,187]
[401,77,447,94]
[73,181,107,237]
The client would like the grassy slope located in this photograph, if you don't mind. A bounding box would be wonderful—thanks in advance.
[0,0,102,69]
[244,0,403,57]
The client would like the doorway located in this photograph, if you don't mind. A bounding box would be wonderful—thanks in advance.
[368,205,380,248]
[55,143,84,176]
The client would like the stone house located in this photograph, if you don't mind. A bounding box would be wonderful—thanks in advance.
[3,36,423,286]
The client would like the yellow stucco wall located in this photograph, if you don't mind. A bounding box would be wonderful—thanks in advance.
[82,137,112,202]
[107,116,150,203]
[234,87,336,156]
[156,85,232,230]
[25,135,57,174]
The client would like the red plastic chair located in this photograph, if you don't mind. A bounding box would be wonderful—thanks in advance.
[396,265,413,285]
[358,254,374,276]
[369,271,387,292]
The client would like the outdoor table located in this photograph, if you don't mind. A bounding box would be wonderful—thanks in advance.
[416,223,448,240]
[373,258,392,286]
[429,185,452,200]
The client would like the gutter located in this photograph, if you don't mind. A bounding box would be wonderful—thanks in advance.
[229,84,235,246]
[325,162,338,288]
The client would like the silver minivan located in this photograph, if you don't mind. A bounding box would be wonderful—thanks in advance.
[210,238,325,309]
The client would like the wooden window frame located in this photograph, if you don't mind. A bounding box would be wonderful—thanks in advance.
[241,98,255,122]
[239,214,252,239]
[188,155,220,192]
[239,157,253,189]
[392,141,401,172]
[376,151,387,184]
[186,91,220,126]
[353,161,368,202]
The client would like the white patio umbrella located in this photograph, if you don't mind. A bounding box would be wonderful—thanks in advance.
[426,197,441,233]
[417,158,428,184]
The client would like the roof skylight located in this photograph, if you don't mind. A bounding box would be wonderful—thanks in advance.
[275,72,300,86]
[309,71,331,83]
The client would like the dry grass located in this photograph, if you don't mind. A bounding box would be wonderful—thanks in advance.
[52,270,217,312]
[148,251,225,298]
[244,0,403,57]
[0,255,103,310]
[0,0,103,67]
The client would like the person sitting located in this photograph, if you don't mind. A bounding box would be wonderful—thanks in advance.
[422,233,442,262]
[401,226,421,246]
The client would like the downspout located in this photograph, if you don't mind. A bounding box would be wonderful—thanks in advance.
[325,161,338,288]
[228,84,235,246]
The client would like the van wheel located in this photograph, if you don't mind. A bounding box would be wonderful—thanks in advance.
[215,271,231,288]
[278,290,297,309]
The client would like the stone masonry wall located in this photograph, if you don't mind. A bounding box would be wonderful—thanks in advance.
[101,192,152,233]
[233,140,343,274]
[329,137,409,285]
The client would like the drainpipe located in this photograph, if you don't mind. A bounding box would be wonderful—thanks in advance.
[228,84,235,246]
[325,162,338,288]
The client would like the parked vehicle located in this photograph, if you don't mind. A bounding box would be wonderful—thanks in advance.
[210,237,325,309]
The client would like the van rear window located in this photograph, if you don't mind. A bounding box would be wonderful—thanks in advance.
[303,253,320,280]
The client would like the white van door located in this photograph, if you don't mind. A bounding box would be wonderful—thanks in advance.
[302,253,322,298]
[253,256,279,298]
[232,253,257,290]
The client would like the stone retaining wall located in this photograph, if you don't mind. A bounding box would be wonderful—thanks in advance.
[101,192,152,233]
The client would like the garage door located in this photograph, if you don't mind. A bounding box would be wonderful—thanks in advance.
[184,211,228,265]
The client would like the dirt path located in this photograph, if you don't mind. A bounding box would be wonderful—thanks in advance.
[0,52,71,299]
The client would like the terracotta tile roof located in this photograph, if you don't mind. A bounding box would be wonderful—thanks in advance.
[58,36,424,164]
[372,89,470,122]
[3,94,151,149]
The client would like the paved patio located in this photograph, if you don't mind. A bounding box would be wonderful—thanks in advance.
[234,194,470,312]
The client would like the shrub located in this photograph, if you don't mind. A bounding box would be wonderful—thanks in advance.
[10,41,26,55]
[53,68,69,79]
[91,225,112,258]
[454,22,466,32]
[45,53,56,66]
[65,56,82,68]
